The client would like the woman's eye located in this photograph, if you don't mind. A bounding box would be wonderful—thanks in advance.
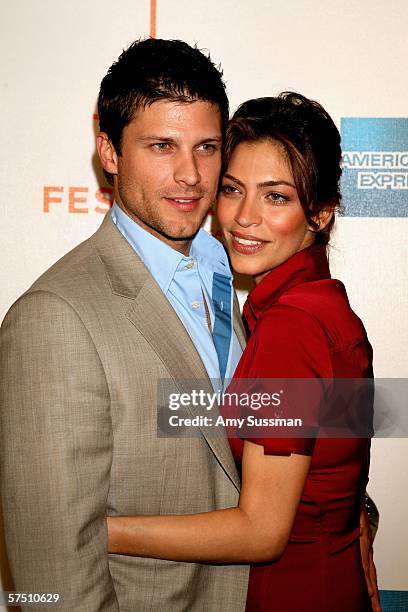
[267,192,288,203]
[220,184,240,195]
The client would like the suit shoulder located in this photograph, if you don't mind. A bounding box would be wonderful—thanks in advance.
[3,225,108,326]
[28,232,98,294]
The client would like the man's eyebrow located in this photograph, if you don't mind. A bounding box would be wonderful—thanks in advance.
[197,136,222,143]
[136,136,176,143]
[223,173,295,189]
[136,135,222,144]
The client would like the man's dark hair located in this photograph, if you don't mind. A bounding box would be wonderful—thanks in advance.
[98,37,229,158]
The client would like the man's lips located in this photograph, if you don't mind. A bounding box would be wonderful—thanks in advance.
[164,196,202,212]
[230,231,267,254]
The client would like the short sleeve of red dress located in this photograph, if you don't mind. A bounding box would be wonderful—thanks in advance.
[229,304,333,457]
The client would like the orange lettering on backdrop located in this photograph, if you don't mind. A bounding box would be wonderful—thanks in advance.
[69,187,89,213]
[95,187,114,214]
[43,186,114,213]
[150,0,157,38]
[43,186,63,212]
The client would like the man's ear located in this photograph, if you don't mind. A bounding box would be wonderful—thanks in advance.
[96,133,118,176]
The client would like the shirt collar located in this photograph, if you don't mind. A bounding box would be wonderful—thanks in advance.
[190,227,232,278]
[244,244,331,324]
[110,202,231,294]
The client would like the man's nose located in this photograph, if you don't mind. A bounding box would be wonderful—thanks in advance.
[173,151,201,186]
[234,195,262,227]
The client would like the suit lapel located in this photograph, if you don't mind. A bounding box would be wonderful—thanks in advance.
[233,292,246,350]
[93,214,241,490]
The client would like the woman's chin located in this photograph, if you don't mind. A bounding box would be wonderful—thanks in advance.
[229,257,266,279]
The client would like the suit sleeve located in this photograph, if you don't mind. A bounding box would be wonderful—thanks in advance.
[231,304,333,456]
[0,291,119,611]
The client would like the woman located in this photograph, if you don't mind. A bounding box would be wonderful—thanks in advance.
[107,93,374,611]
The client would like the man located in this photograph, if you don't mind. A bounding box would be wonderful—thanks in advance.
[0,39,249,611]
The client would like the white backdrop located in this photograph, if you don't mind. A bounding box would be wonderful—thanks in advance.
[1,0,407,596]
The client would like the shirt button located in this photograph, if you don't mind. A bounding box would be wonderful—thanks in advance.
[185,261,194,269]
[191,301,200,310]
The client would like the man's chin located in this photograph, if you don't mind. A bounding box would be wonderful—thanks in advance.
[160,227,201,243]
[159,218,207,242]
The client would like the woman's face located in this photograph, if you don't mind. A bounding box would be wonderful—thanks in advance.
[217,139,314,284]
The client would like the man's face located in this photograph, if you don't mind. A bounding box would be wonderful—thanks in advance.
[99,100,222,253]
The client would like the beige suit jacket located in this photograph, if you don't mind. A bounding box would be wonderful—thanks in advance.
[0,214,249,611]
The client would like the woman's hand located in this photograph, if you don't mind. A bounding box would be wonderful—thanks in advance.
[360,508,381,612]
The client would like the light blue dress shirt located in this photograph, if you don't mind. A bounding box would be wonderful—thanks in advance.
[110,202,242,391]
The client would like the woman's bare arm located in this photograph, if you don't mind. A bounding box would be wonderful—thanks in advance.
[107,441,310,563]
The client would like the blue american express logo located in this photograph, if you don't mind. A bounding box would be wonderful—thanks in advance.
[340,118,408,216]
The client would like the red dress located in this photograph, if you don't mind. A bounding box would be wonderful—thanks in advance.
[228,244,373,612]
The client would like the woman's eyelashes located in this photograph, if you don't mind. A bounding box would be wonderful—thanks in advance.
[266,192,289,204]
[220,183,240,195]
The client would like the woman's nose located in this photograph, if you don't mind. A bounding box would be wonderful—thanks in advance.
[234,196,262,227]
